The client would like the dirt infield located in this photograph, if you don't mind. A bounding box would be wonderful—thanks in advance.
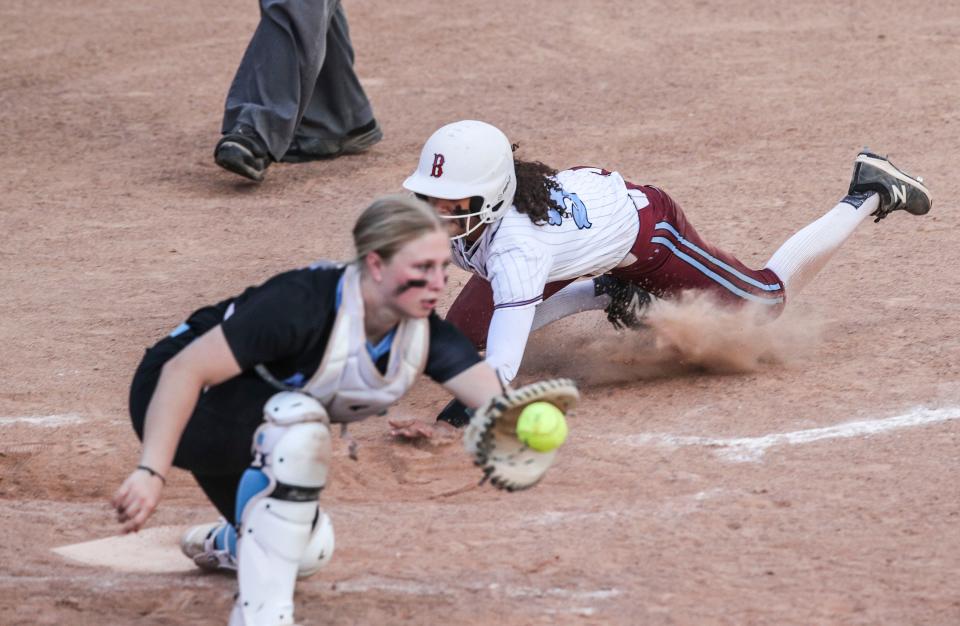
[2,0,959,624]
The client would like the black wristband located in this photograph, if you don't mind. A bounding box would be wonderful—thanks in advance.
[136,465,167,485]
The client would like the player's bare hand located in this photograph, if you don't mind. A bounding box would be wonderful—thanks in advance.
[111,469,164,533]
[388,417,459,444]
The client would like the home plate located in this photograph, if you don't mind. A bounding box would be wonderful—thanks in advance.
[53,525,195,573]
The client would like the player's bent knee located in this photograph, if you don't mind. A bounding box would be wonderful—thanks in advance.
[253,391,333,492]
[267,422,332,489]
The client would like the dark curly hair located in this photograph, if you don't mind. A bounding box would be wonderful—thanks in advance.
[512,147,562,224]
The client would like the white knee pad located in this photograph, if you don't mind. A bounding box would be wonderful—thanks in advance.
[253,391,333,492]
[231,392,332,626]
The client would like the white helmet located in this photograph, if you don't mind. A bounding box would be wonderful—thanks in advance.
[403,120,516,240]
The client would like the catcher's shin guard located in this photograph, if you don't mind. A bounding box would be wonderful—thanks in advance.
[297,509,335,578]
[230,392,333,626]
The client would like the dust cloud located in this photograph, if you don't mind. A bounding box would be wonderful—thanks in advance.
[523,291,822,386]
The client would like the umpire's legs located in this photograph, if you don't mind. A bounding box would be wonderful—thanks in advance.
[222,0,340,160]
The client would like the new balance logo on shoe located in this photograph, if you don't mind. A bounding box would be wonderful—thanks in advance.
[890,184,907,206]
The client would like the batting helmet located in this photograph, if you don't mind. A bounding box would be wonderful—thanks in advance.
[403,120,516,240]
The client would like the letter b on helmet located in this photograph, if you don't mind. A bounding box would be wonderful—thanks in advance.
[430,153,445,178]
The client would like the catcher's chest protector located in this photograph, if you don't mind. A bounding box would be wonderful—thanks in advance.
[301,263,429,423]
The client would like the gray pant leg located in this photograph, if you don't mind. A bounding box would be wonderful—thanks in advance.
[294,4,373,144]
[223,0,367,160]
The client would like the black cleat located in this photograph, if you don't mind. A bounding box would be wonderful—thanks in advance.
[281,119,383,163]
[214,125,271,182]
[593,274,653,330]
[848,150,931,222]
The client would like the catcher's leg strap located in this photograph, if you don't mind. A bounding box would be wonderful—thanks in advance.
[230,392,333,626]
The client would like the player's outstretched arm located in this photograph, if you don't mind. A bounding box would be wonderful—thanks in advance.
[111,326,241,533]
[441,362,503,408]
[388,362,501,441]
[484,306,537,384]
[395,306,537,434]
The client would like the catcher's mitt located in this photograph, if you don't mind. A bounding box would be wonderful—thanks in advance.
[463,378,579,491]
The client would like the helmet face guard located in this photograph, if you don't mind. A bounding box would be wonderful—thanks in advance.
[412,194,486,241]
[441,205,486,242]
[403,120,516,239]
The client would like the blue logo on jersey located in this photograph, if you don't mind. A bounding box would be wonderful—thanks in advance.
[547,188,592,229]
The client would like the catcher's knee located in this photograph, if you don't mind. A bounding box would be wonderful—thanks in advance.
[254,391,332,490]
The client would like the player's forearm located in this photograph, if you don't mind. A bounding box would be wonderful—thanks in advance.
[138,326,241,475]
[138,359,207,476]
[441,362,502,408]
[484,306,536,384]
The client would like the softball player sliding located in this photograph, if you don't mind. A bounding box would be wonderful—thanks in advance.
[401,120,932,427]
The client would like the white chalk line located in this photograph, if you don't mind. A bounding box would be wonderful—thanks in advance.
[6,570,618,613]
[527,488,728,526]
[334,574,620,604]
[49,528,621,608]
[0,414,86,427]
[616,406,959,462]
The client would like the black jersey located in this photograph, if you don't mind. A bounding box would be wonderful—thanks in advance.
[168,264,481,385]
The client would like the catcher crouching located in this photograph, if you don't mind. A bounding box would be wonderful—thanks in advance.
[111,195,578,626]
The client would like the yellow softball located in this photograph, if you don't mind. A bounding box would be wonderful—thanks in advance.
[516,401,568,452]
